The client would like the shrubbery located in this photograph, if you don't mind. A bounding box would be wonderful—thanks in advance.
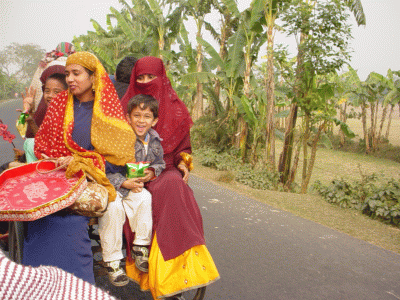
[313,173,400,227]
[193,147,283,191]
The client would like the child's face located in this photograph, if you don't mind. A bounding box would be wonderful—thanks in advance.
[127,104,158,141]
[43,78,66,106]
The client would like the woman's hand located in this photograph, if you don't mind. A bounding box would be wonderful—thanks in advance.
[139,169,155,183]
[54,156,73,168]
[21,87,37,113]
[177,162,190,184]
[122,178,144,193]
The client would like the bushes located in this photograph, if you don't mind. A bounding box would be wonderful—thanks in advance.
[329,131,400,164]
[190,115,234,152]
[193,147,282,191]
[313,174,400,226]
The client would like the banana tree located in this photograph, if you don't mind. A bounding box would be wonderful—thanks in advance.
[346,66,375,152]
[194,34,245,148]
[73,6,155,72]
[205,1,239,113]
[221,0,267,160]
[119,0,184,58]
[369,70,400,143]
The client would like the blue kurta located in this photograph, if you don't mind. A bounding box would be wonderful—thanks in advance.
[23,99,97,284]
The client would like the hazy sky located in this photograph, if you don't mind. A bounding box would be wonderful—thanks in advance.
[1,0,399,80]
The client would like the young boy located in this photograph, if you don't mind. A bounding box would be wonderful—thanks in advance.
[107,94,165,280]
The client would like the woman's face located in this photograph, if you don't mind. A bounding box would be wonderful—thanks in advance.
[43,78,66,106]
[65,64,94,100]
[136,74,157,84]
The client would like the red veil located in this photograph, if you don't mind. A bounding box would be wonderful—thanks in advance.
[121,56,193,154]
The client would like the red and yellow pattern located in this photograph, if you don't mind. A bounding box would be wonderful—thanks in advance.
[35,52,136,202]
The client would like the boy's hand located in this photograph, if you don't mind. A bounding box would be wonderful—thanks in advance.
[122,178,144,192]
[21,87,36,113]
[139,169,155,183]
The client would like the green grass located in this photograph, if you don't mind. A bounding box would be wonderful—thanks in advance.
[273,138,400,188]
[192,143,400,255]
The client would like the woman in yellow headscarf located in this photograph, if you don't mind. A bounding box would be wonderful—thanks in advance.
[23,52,136,285]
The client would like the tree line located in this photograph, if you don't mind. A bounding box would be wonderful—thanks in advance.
[4,0,400,193]
[0,43,45,100]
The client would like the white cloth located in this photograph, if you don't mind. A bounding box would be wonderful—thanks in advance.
[98,188,152,262]
[98,193,126,262]
[0,250,117,300]
[122,188,153,246]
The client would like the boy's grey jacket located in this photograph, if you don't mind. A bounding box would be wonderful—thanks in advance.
[107,128,165,197]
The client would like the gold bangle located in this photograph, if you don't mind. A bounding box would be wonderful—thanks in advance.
[179,152,194,171]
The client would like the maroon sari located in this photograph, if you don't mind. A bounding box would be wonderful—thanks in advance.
[122,57,204,261]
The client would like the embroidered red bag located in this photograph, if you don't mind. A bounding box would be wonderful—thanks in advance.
[0,161,86,221]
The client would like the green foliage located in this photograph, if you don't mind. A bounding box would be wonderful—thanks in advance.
[0,43,45,85]
[194,147,241,171]
[313,173,400,227]
[190,115,234,151]
[194,147,282,191]
[0,71,23,100]
[235,166,281,191]
[0,43,45,99]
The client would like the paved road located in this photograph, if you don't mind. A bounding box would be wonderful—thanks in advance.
[0,99,25,166]
[2,99,400,299]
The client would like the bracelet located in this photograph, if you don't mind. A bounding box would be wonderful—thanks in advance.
[179,152,194,171]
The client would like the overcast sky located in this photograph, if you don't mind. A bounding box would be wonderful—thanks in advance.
[1,0,399,80]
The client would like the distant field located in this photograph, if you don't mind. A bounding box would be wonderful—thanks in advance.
[291,108,400,186]
[333,108,400,147]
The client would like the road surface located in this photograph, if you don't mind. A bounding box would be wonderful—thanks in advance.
[1,99,400,299]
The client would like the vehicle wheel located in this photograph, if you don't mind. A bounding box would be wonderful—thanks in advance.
[181,287,206,300]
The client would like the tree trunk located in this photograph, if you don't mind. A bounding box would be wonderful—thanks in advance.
[361,102,370,153]
[285,141,301,191]
[301,122,324,194]
[158,34,165,59]
[214,19,229,116]
[235,49,252,160]
[235,116,248,160]
[279,31,305,184]
[279,103,298,183]
[302,114,310,185]
[378,103,388,143]
[339,102,347,146]
[265,23,276,171]
[192,21,204,122]
[369,102,376,150]
[385,104,394,140]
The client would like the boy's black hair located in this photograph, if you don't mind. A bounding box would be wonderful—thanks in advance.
[116,56,138,84]
[127,94,159,118]
[46,73,68,90]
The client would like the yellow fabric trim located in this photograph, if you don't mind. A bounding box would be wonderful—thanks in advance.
[65,154,117,202]
[126,233,220,299]
[66,52,136,166]
[63,92,116,201]
[179,152,194,171]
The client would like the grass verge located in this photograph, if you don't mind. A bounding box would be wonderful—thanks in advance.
[192,157,400,255]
